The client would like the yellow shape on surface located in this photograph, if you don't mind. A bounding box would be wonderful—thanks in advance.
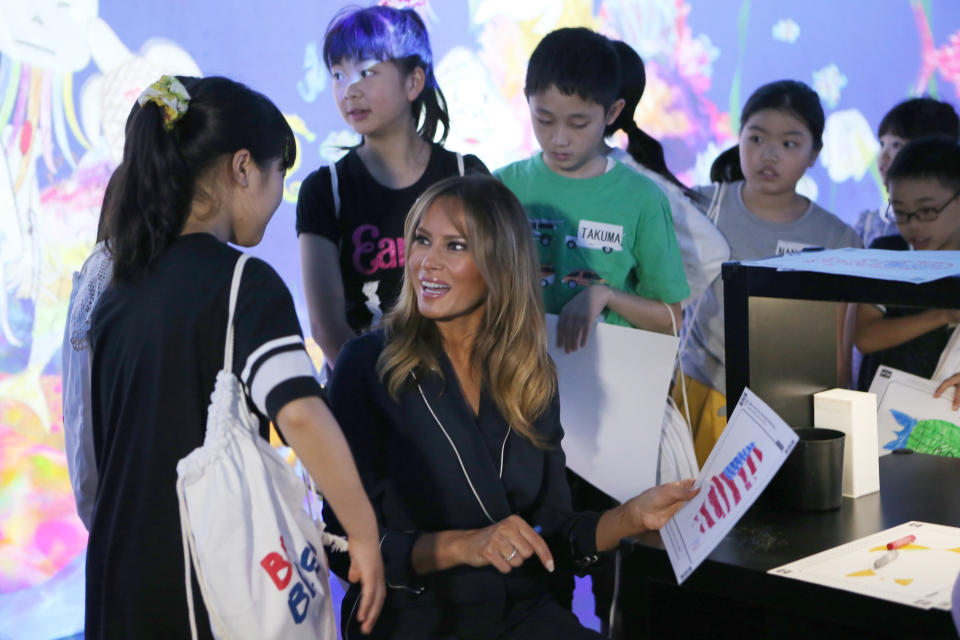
[869,544,928,552]
[847,569,876,577]
[894,579,913,586]
[947,547,960,554]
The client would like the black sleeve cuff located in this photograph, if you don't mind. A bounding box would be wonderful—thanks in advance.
[568,511,603,573]
[264,376,323,423]
[380,530,425,593]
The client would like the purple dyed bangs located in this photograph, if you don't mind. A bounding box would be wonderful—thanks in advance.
[323,5,433,73]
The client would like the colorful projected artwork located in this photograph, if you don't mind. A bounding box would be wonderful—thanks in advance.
[1,2,103,609]
[1,0,960,637]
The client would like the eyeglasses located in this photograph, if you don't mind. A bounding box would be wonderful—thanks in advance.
[887,189,960,224]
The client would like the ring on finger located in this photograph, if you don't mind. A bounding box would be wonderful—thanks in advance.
[505,546,518,561]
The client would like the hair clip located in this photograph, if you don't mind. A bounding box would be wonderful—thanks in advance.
[137,75,191,131]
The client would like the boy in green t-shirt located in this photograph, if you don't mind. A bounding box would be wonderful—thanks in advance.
[494,28,691,628]
[495,27,689,353]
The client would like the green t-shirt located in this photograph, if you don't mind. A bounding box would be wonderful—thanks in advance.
[495,154,689,327]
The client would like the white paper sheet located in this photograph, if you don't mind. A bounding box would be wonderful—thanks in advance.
[545,314,678,503]
[867,365,960,456]
[770,521,960,610]
[661,388,799,584]
[741,247,960,283]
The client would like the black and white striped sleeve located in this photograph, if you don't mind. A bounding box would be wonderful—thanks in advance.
[232,258,322,421]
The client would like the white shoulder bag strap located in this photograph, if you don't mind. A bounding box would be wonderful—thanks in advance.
[675,181,727,427]
[179,253,250,640]
[457,152,464,177]
[223,254,250,373]
[329,160,344,256]
[680,180,726,350]
[665,301,695,438]
[705,180,726,226]
[329,161,341,220]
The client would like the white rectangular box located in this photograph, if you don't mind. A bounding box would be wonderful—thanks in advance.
[813,389,880,498]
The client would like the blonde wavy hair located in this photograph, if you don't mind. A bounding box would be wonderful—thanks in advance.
[377,175,556,447]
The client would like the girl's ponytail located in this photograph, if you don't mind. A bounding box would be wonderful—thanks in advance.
[107,76,295,283]
[107,93,194,282]
[606,40,688,190]
[417,71,450,145]
[620,118,687,190]
[709,145,744,183]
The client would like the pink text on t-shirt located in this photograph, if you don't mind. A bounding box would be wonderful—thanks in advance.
[353,224,405,275]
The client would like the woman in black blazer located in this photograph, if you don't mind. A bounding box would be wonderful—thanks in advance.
[323,175,697,639]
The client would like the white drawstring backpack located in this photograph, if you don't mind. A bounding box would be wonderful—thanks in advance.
[655,183,729,484]
[607,150,730,308]
[658,299,700,484]
[175,254,342,640]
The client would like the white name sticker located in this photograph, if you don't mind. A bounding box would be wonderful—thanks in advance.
[568,220,624,254]
[775,240,816,256]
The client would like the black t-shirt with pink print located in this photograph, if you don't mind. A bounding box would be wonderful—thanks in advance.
[296,144,487,333]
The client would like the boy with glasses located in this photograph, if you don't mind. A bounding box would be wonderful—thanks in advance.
[854,97,959,248]
[856,137,960,391]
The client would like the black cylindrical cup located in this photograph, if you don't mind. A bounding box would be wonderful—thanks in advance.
[769,428,845,511]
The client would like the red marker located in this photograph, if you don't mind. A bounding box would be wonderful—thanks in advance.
[885,534,916,550]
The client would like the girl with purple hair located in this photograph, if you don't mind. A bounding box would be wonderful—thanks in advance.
[296,5,488,372]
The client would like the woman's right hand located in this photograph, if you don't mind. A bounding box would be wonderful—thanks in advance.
[934,372,960,410]
[457,515,555,574]
[347,535,386,635]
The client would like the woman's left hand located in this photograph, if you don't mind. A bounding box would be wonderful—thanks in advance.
[625,479,699,532]
[556,285,612,353]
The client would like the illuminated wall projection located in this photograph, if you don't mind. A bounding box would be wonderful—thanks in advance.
[1,0,959,636]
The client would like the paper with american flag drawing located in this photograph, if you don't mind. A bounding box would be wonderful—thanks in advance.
[661,388,799,584]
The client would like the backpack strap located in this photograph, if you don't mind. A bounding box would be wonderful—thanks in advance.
[456,152,465,177]
[223,254,251,374]
[329,160,341,220]
[706,181,726,226]
[676,180,727,406]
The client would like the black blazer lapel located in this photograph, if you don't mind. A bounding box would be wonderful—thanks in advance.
[413,365,513,524]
